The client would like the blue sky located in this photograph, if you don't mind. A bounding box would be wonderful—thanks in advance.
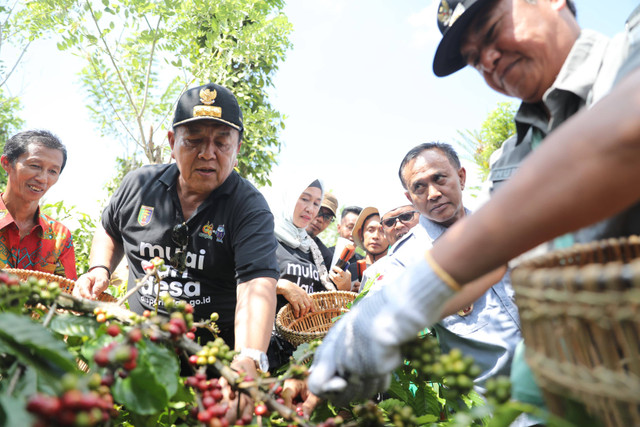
[5,0,638,221]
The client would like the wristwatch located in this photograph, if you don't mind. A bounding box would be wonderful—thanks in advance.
[234,348,269,372]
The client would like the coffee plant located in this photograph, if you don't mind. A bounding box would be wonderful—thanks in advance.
[0,261,567,427]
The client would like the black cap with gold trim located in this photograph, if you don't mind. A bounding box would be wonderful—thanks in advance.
[432,0,493,77]
[172,83,243,131]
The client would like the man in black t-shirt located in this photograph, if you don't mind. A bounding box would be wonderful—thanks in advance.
[75,83,279,412]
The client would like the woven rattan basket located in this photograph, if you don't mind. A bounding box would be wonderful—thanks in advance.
[511,236,640,427]
[275,291,356,347]
[3,268,117,303]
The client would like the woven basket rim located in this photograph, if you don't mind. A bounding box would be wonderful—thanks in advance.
[275,290,356,346]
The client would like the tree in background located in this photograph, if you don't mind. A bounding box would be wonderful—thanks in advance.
[459,101,516,181]
[15,0,292,186]
[0,3,28,190]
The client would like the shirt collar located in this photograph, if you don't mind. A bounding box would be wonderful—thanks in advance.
[0,195,50,234]
[514,30,610,144]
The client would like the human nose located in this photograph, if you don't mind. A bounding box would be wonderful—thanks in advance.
[198,140,217,160]
[477,45,500,73]
[427,184,442,200]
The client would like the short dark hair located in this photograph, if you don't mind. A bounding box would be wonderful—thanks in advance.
[341,205,362,220]
[398,142,461,189]
[3,130,68,172]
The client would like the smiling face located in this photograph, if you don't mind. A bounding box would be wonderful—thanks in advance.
[1,143,64,204]
[169,121,241,197]
[459,0,578,103]
[402,148,466,227]
[381,205,419,245]
[292,186,322,229]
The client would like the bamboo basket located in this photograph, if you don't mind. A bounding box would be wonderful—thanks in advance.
[511,236,640,427]
[275,291,356,347]
[3,268,117,303]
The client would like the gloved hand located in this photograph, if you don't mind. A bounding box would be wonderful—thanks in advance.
[308,253,457,405]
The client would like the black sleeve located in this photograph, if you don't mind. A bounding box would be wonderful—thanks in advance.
[231,189,280,284]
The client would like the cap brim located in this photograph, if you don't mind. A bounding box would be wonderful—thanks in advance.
[432,0,491,77]
[352,207,380,250]
[173,116,242,132]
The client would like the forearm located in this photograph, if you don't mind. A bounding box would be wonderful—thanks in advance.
[439,265,507,318]
[89,224,125,272]
[234,277,277,352]
[433,68,640,284]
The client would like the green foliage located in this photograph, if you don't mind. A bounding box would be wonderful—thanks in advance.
[102,155,144,204]
[174,0,293,186]
[15,0,292,187]
[41,201,97,274]
[458,102,517,181]
[0,5,28,191]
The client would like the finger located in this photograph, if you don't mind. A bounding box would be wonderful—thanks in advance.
[281,386,295,408]
[302,393,321,417]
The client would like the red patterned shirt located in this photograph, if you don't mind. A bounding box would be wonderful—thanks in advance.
[0,198,77,279]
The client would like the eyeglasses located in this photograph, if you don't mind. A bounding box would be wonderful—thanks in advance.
[381,211,417,228]
[316,211,335,223]
[170,222,189,272]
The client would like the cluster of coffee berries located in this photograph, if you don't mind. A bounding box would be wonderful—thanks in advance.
[0,274,61,309]
[401,332,442,382]
[94,340,138,375]
[141,257,167,273]
[353,401,386,426]
[93,307,114,323]
[437,349,482,400]
[188,337,234,367]
[485,375,511,405]
[157,295,196,339]
[184,371,231,425]
[26,373,116,426]
[386,405,418,427]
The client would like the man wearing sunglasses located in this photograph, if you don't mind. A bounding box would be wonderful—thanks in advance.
[75,83,280,421]
[306,192,338,267]
[354,143,523,400]
[380,205,419,246]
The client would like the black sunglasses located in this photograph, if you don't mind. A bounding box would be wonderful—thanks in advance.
[317,211,335,223]
[170,222,189,272]
[382,211,417,228]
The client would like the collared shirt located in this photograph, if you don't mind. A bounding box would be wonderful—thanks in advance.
[361,213,522,391]
[102,164,279,346]
[0,197,76,279]
[489,25,640,252]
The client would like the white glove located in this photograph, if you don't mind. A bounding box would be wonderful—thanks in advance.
[308,254,456,405]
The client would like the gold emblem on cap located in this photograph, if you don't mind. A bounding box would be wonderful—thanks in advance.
[438,0,453,24]
[193,105,222,118]
[199,88,217,105]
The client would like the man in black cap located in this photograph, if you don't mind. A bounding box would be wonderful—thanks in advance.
[75,83,279,403]
[308,0,640,407]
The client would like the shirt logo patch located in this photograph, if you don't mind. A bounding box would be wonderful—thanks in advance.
[215,225,225,243]
[457,304,474,317]
[199,222,214,240]
[0,210,7,220]
[137,206,154,226]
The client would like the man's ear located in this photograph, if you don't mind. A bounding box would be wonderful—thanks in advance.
[1,155,10,173]
[404,191,413,204]
[458,167,467,190]
[168,130,176,160]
